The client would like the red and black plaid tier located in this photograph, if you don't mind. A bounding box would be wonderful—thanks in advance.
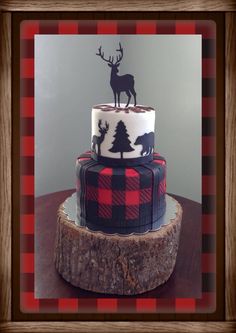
[76,151,166,234]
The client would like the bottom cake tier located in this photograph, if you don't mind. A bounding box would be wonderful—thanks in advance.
[76,151,167,234]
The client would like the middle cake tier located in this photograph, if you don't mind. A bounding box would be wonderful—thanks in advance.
[76,151,167,234]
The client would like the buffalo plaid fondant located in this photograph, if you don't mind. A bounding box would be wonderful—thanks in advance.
[158,178,166,196]
[98,204,112,218]
[140,188,152,203]
[98,189,112,204]
[125,190,140,205]
[77,151,167,229]
[86,186,98,201]
[98,167,112,188]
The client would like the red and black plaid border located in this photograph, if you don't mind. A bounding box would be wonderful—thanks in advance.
[20,20,216,313]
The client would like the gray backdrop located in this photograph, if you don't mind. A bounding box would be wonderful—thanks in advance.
[35,35,201,202]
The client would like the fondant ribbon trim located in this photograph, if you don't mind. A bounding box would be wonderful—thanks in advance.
[91,152,153,167]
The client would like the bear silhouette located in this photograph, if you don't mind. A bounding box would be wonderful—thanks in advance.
[134,132,154,156]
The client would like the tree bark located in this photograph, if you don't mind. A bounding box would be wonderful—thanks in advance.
[54,197,182,295]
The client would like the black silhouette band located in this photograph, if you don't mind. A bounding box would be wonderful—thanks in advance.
[91,152,153,166]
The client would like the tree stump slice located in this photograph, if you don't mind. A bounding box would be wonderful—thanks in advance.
[54,196,182,295]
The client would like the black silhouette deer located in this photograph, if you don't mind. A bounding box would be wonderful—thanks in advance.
[96,43,137,108]
[91,120,109,156]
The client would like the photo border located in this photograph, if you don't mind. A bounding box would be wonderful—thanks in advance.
[0,5,235,333]
[19,19,216,316]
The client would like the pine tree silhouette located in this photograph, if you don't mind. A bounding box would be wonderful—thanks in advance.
[109,120,134,158]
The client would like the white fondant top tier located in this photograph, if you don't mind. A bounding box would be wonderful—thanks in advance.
[91,103,156,163]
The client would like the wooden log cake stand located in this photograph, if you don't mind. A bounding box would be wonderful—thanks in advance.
[54,197,183,295]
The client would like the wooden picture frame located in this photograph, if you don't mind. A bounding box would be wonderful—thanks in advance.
[0,1,235,332]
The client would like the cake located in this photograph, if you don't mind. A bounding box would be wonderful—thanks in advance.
[54,103,182,294]
[76,103,167,234]
[54,44,182,295]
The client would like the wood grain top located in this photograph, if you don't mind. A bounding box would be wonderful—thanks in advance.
[0,12,11,322]
[225,12,236,321]
[0,0,236,11]
[0,321,236,333]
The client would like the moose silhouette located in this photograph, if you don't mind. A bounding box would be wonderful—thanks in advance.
[96,43,137,108]
[92,120,109,156]
[134,132,154,156]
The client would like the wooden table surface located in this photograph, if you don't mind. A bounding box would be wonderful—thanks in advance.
[35,189,201,299]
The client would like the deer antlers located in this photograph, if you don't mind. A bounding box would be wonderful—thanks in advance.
[96,43,123,65]
[115,43,123,64]
[96,46,113,64]
[98,120,109,132]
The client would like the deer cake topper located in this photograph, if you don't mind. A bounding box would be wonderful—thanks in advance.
[96,43,137,108]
